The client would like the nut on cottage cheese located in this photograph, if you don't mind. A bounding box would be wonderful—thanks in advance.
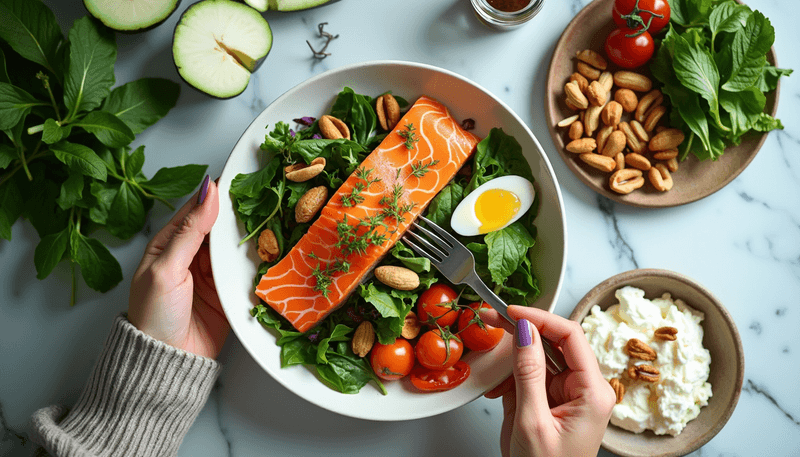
[581,286,712,436]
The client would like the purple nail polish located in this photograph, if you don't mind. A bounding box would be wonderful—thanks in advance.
[198,175,210,204]
[516,319,532,348]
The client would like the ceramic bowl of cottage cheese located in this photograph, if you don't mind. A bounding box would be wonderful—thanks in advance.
[569,269,744,457]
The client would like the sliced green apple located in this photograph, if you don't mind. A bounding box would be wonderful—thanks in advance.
[243,0,334,12]
[84,0,182,32]
[173,0,272,99]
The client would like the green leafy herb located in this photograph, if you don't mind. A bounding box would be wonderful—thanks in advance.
[0,1,202,304]
[397,123,419,149]
[410,159,439,178]
[650,0,791,161]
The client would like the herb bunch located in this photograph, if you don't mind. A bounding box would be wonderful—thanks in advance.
[0,0,207,304]
[650,0,792,161]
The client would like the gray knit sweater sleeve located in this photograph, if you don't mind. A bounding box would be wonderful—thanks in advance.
[30,315,222,457]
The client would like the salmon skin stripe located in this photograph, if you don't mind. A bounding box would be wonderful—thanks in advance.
[255,96,481,332]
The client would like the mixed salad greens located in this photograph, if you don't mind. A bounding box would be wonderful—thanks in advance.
[650,0,791,161]
[230,87,541,394]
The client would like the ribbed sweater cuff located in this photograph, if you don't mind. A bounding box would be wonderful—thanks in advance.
[30,314,221,457]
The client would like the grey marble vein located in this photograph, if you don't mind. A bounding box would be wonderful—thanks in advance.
[212,382,233,457]
[0,401,29,456]
[597,196,639,269]
[743,379,800,427]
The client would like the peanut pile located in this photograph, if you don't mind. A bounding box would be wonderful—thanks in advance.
[558,50,686,195]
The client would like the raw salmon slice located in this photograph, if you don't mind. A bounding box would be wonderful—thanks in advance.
[255,96,480,332]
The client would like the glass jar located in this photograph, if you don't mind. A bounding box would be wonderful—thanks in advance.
[470,0,545,30]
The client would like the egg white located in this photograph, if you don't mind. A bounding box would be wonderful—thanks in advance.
[450,175,535,236]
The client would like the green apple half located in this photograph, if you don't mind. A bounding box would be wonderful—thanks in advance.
[84,0,182,32]
[244,0,334,12]
[173,0,272,99]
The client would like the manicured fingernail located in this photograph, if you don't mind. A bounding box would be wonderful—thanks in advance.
[516,319,533,348]
[197,175,210,204]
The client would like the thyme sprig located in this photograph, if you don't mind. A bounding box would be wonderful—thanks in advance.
[380,184,416,224]
[311,259,351,297]
[398,123,420,149]
[341,167,381,207]
[410,159,439,178]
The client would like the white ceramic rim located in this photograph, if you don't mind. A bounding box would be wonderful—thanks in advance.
[209,60,568,420]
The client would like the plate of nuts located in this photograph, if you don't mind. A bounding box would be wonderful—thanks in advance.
[545,0,780,208]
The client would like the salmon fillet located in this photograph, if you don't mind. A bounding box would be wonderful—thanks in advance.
[255,96,480,332]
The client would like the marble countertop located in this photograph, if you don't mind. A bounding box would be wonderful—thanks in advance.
[2,0,798,456]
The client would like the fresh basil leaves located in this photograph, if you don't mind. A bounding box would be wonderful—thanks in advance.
[0,0,206,304]
[651,0,790,160]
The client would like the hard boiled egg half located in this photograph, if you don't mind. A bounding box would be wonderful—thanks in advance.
[450,175,535,236]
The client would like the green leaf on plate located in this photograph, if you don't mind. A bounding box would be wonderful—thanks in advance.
[485,222,535,285]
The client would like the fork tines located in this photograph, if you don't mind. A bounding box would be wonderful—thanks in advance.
[402,216,456,264]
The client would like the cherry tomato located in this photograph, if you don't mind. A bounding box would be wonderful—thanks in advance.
[605,27,655,69]
[369,338,415,381]
[612,0,670,35]
[457,302,505,352]
[415,328,463,370]
[417,284,459,328]
[410,361,471,392]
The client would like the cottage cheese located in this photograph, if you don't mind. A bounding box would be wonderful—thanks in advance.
[581,286,712,436]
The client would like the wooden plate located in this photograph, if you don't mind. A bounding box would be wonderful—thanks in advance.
[570,269,744,457]
[545,0,780,208]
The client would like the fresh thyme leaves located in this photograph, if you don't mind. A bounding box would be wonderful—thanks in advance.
[335,214,388,257]
[341,167,381,207]
[398,123,420,149]
[410,159,440,178]
[380,184,416,224]
[311,259,351,297]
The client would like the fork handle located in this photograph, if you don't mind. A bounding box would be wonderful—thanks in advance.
[465,272,568,375]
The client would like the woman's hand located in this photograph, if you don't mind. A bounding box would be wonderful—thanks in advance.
[482,305,616,457]
[128,176,230,359]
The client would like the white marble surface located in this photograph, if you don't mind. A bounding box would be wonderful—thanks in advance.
[2,0,799,456]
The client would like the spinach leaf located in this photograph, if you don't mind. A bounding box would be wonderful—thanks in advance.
[390,240,431,273]
[50,141,107,181]
[0,173,23,240]
[669,0,712,27]
[42,118,72,144]
[317,351,385,395]
[0,143,14,169]
[468,128,534,193]
[56,172,84,210]
[70,227,123,292]
[0,82,46,130]
[106,181,145,239]
[755,66,792,92]
[101,78,180,134]
[34,226,69,279]
[0,0,63,77]
[0,47,10,84]
[73,111,135,148]
[426,181,464,233]
[709,0,750,44]
[485,222,535,285]
[316,323,353,364]
[719,87,765,137]
[230,159,281,198]
[139,164,207,198]
[88,181,117,225]
[672,34,727,132]
[330,87,377,145]
[359,283,415,344]
[63,17,116,119]
[723,11,774,92]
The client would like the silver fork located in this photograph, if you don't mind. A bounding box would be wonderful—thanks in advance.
[403,216,567,375]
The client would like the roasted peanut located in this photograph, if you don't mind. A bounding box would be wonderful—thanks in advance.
[569,121,584,140]
[643,105,667,132]
[649,128,685,151]
[666,157,679,172]
[596,125,614,153]
[557,114,580,128]
[601,130,626,157]
[566,138,596,153]
[653,149,678,160]
[625,152,652,171]
[319,115,350,140]
[569,72,589,93]
[598,71,614,92]
[565,81,589,110]
[630,120,649,142]
[613,71,652,92]
[618,121,645,153]
[376,94,401,130]
[579,153,616,172]
[635,90,662,123]
[577,61,601,80]
[614,152,625,171]
[285,157,326,182]
[601,101,623,127]
[576,49,608,70]
[609,169,645,194]
[257,229,280,262]
[295,186,328,223]
[614,88,638,112]
[587,80,608,106]
[584,105,602,137]
[648,163,673,191]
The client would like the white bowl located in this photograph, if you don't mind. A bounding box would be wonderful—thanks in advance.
[209,60,567,420]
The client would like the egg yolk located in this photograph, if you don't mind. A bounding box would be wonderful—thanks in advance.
[474,189,521,234]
